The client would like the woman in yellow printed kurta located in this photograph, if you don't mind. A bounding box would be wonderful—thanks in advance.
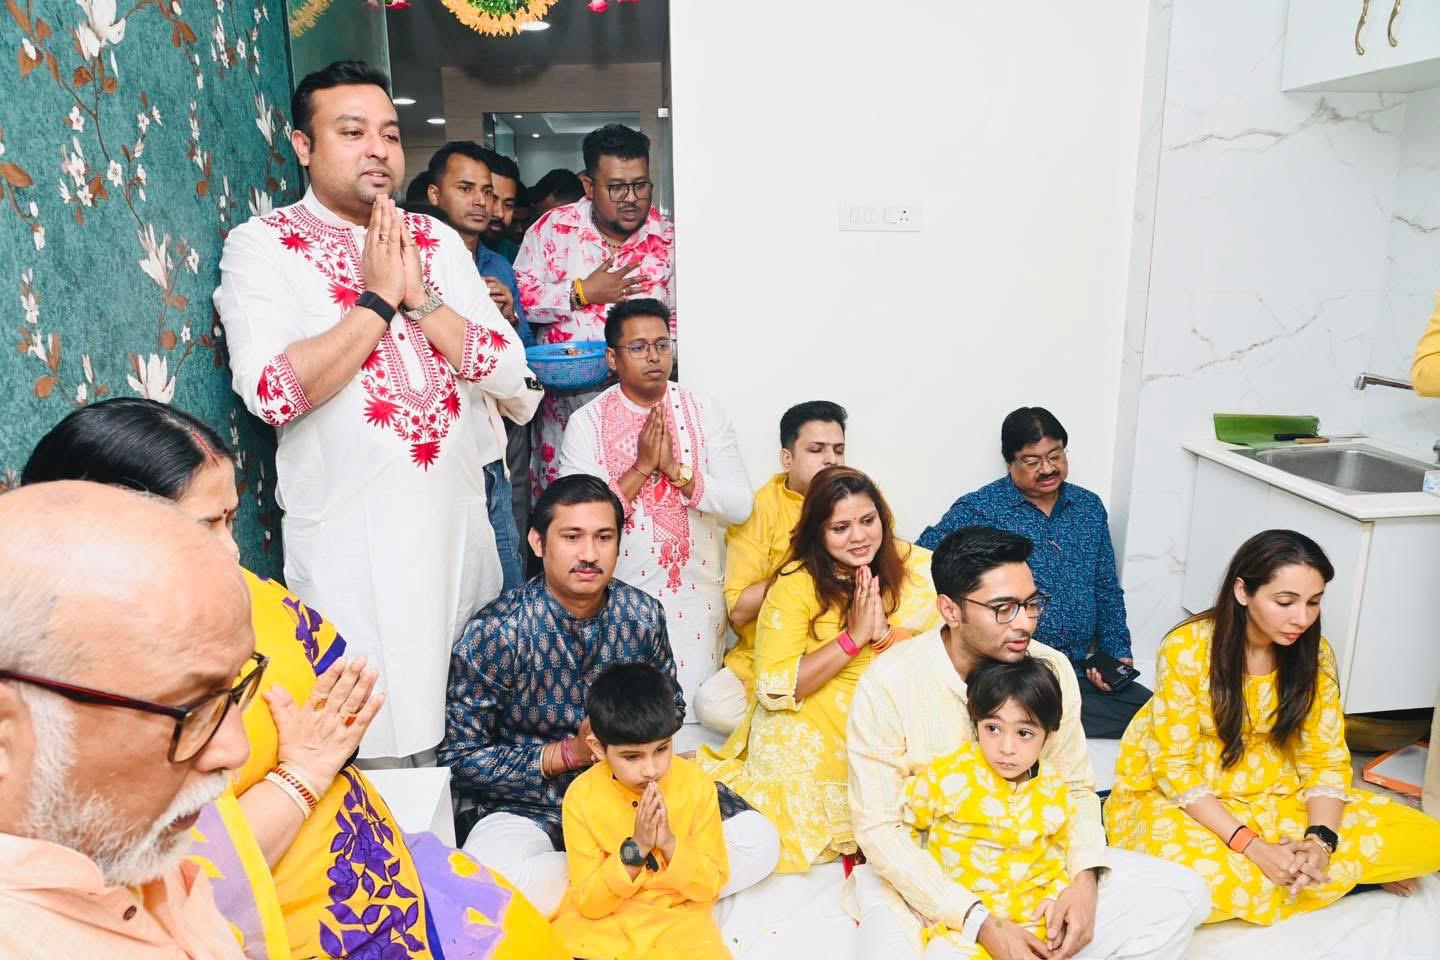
[555,754,730,959]
[904,741,1072,955]
[1106,530,1440,925]
[699,467,939,872]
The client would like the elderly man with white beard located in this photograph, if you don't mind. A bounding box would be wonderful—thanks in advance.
[0,481,257,959]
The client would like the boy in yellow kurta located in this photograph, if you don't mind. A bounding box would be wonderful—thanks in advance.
[695,401,848,735]
[554,662,732,960]
[902,657,1072,958]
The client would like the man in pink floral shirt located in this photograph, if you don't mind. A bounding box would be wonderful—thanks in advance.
[514,123,675,499]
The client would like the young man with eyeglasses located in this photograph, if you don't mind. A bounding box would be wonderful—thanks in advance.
[515,123,676,499]
[846,526,1210,960]
[558,299,752,722]
[918,406,1149,738]
[0,482,257,958]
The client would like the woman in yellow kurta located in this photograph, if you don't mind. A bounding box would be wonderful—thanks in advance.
[699,466,939,872]
[1105,529,1440,925]
[23,398,567,959]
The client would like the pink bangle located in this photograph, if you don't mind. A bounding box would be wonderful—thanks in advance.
[836,631,860,657]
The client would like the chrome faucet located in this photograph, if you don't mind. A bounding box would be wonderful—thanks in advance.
[1354,372,1414,391]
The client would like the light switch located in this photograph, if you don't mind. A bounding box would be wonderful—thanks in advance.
[838,200,922,232]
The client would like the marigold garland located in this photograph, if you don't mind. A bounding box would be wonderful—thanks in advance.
[438,0,558,36]
[288,0,336,37]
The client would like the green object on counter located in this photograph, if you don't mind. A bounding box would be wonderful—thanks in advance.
[1213,413,1321,447]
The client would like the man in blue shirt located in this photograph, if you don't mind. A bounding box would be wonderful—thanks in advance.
[423,141,539,590]
[918,406,1151,738]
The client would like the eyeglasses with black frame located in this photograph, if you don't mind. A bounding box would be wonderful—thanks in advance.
[603,180,653,202]
[958,594,1051,624]
[619,337,676,359]
[0,651,268,762]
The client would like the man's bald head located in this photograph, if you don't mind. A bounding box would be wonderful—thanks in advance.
[0,481,254,883]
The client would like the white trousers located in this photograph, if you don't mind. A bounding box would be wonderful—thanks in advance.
[694,666,749,735]
[463,808,781,917]
[854,848,1211,960]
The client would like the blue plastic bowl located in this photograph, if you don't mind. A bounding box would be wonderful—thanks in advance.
[525,340,611,391]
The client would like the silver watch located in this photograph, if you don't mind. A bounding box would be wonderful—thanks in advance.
[405,285,443,322]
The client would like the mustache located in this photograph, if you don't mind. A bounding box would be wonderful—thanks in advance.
[570,562,604,574]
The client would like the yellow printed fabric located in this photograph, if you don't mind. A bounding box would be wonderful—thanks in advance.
[218,571,566,959]
[903,741,1071,955]
[722,472,806,688]
[1105,618,1440,924]
[553,756,731,960]
[1409,291,1440,396]
[700,545,938,873]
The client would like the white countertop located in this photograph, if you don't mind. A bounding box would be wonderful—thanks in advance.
[1183,437,1440,521]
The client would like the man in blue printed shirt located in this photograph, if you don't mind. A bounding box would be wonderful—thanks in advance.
[441,474,778,915]
[918,406,1151,738]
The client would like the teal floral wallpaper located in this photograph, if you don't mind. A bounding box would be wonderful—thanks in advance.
[0,0,300,574]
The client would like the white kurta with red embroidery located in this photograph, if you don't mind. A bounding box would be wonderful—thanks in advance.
[513,198,675,500]
[215,189,531,758]
[557,383,752,720]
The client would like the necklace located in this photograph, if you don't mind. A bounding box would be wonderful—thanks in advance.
[591,208,629,253]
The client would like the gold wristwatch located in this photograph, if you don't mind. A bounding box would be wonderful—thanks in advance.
[669,464,694,488]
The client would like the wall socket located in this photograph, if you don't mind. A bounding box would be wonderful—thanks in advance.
[838,200,923,232]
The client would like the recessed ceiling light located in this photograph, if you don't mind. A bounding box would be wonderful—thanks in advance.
[426,117,446,125]
[518,20,550,31]
[531,132,541,138]
[513,114,524,119]
[393,97,416,106]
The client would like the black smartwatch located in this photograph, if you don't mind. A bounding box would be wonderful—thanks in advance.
[619,837,646,867]
[356,290,397,325]
[1304,825,1339,853]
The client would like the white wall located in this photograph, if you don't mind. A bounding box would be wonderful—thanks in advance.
[1119,0,1411,658]
[1362,86,1440,450]
[668,2,1150,541]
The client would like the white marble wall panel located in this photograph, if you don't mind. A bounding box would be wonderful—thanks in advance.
[1120,0,1407,658]
[1362,87,1440,455]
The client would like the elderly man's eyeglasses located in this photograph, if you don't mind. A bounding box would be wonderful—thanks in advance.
[959,594,1050,624]
[604,180,654,202]
[1017,450,1068,472]
[619,337,676,359]
[0,652,268,762]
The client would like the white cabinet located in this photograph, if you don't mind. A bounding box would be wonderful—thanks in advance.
[1283,0,1440,92]
[1183,454,1440,713]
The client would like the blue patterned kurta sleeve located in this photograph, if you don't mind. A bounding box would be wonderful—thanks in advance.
[439,612,551,806]
[1093,500,1133,660]
[916,496,984,551]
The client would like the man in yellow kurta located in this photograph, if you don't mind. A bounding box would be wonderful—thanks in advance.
[694,400,849,735]
[1410,293,1440,817]
[554,663,732,960]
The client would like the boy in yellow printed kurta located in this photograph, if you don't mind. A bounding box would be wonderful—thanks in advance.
[903,657,1072,958]
[555,662,732,960]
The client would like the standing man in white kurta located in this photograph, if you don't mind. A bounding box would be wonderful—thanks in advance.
[215,61,536,762]
[558,300,752,719]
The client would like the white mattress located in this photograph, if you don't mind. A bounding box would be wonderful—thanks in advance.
[715,865,1440,960]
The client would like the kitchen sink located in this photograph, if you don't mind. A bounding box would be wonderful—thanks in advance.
[1236,443,1433,495]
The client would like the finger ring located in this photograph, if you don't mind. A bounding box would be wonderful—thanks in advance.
[344,714,358,727]
[378,234,389,243]
[312,697,328,711]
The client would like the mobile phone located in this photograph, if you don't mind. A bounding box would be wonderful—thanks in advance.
[1081,651,1139,691]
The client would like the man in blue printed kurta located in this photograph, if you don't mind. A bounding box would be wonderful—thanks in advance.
[441,474,777,916]
[918,407,1151,738]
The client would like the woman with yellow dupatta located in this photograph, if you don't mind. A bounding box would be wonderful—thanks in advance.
[1105,530,1440,925]
[23,398,567,960]
[699,467,938,873]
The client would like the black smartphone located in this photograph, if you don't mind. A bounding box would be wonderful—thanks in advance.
[1081,651,1139,691]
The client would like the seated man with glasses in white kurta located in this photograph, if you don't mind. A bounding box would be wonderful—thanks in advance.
[558,299,753,720]
[215,60,538,764]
